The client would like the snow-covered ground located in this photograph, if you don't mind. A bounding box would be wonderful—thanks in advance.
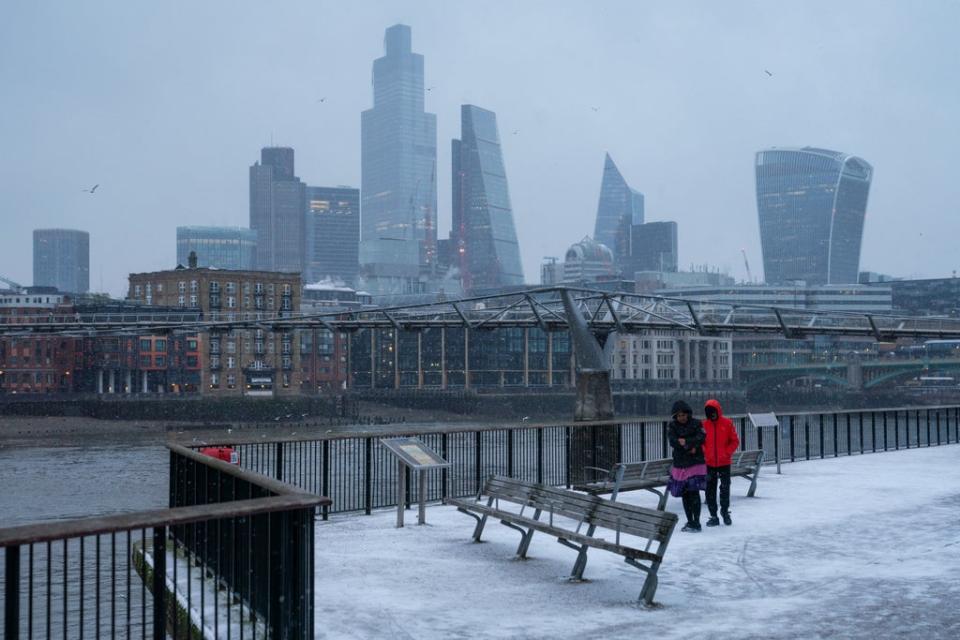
[314,445,960,639]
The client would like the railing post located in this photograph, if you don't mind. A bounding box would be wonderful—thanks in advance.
[475,431,483,493]
[442,432,451,498]
[894,411,900,449]
[661,421,669,459]
[804,420,810,460]
[536,428,544,485]
[153,527,166,640]
[789,415,795,462]
[321,439,330,520]
[364,438,373,515]
[5,544,20,640]
[640,421,647,462]
[268,512,284,639]
[275,441,284,482]
[507,428,514,478]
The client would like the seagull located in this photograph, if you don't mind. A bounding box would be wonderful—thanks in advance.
[427,86,436,92]
[591,106,599,112]
[521,416,530,422]
[317,97,326,103]
[764,69,773,77]
[83,184,99,193]
[512,129,519,135]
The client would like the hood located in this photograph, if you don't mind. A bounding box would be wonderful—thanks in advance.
[671,400,692,417]
[704,398,723,419]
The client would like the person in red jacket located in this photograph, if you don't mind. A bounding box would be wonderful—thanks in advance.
[702,399,740,526]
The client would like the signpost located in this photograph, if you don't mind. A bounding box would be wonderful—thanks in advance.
[748,412,781,474]
[380,437,451,527]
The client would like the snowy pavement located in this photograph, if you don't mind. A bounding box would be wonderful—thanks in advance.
[314,445,960,639]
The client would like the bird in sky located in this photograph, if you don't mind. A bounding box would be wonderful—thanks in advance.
[512,129,519,135]
[82,184,99,193]
[591,106,599,112]
[427,85,436,91]
[317,97,327,103]
[764,69,773,77]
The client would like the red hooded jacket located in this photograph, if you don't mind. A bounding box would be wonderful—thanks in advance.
[702,399,740,467]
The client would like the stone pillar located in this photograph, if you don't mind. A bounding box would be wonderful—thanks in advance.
[125,370,132,394]
[142,371,148,393]
[97,369,104,395]
[108,369,115,394]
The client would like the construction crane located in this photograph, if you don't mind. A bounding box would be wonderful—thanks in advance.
[741,249,754,284]
[0,274,24,293]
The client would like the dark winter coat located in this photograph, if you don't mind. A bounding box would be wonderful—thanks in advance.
[702,398,740,467]
[667,414,706,468]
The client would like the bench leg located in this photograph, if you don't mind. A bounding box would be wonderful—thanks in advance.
[568,525,596,581]
[515,509,542,558]
[626,557,660,605]
[746,466,761,497]
[472,514,489,541]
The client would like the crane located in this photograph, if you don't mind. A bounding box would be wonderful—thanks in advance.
[741,249,754,284]
[0,274,24,293]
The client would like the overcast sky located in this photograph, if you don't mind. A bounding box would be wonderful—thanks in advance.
[2,1,958,296]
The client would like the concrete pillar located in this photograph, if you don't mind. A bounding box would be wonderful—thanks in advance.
[97,369,104,395]
[125,370,132,394]
[547,332,553,387]
[142,371,148,393]
[464,330,470,390]
[440,327,447,389]
[108,369,115,394]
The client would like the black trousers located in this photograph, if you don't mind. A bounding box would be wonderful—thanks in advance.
[681,490,701,524]
[706,465,731,516]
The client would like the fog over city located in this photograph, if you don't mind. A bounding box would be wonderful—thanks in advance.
[1,1,958,295]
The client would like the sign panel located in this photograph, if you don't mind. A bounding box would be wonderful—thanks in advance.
[748,412,780,429]
[381,437,450,470]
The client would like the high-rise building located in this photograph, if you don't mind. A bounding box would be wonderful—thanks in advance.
[593,153,644,264]
[756,147,873,285]
[33,228,90,293]
[305,186,360,285]
[451,105,524,290]
[250,147,306,274]
[176,226,257,271]
[360,24,438,294]
[627,221,678,275]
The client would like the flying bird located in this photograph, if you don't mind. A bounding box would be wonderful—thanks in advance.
[317,97,327,103]
[764,69,773,77]
[83,184,99,193]
[591,106,599,112]
[426,85,436,92]
[512,129,519,135]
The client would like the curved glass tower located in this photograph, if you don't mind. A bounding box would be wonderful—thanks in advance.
[593,153,644,264]
[756,147,872,285]
[451,105,524,290]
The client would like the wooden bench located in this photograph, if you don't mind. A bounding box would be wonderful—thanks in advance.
[445,475,678,605]
[574,449,766,507]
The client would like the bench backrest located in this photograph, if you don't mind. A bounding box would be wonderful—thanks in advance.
[733,449,764,468]
[615,458,673,483]
[481,475,677,543]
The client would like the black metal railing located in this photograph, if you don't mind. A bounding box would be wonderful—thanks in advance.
[0,444,329,639]
[201,405,960,517]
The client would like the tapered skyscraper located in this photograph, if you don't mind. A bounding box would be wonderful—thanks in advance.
[451,105,524,290]
[360,24,438,294]
[593,153,644,264]
[756,147,872,285]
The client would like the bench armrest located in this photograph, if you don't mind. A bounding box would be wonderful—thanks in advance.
[582,466,614,480]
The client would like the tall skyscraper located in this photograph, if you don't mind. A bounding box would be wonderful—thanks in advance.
[628,221,678,274]
[360,24,438,294]
[593,153,644,264]
[176,227,257,270]
[451,105,524,290]
[756,147,872,285]
[305,186,360,285]
[250,147,306,274]
[33,229,89,293]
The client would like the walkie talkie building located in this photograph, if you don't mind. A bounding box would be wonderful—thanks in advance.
[756,147,872,285]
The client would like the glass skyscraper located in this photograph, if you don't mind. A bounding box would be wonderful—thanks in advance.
[451,105,524,290]
[305,186,360,285]
[593,153,644,264]
[33,228,89,293]
[176,226,257,270]
[756,147,873,285]
[360,24,437,294]
[250,147,306,274]
[628,221,678,274]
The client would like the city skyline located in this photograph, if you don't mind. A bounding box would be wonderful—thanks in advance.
[2,2,958,295]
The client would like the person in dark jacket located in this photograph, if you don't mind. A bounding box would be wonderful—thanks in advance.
[702,398,740,526]
[667,400,707,532]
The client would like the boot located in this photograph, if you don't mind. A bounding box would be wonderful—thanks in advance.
[722,510,732,526]
[706,515,720,527]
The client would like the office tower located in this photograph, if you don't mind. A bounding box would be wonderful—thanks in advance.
[451,105,525,290]
[360,24,438,294]
[33,228,90,293]
[593,153,644,264]
[176,227,257,270]
[756,147,872,285]
[628,221,678,275]
[305,186,360,285]
[250,147,306,274]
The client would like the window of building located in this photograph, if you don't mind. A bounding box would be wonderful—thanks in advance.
[226,356,235,369]
[140,339,151,351]
[155,356,165,367]
[226,374,236,389]
[210,372,220,388]
[156,339,167,352]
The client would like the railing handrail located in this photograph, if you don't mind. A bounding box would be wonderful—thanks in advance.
[0,493,328,548]
[166,442,319,496]
[181,404,960,448]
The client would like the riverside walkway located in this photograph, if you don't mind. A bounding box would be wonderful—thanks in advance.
[313,444,960,639]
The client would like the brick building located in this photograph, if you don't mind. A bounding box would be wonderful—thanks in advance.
[127,261,302,397]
